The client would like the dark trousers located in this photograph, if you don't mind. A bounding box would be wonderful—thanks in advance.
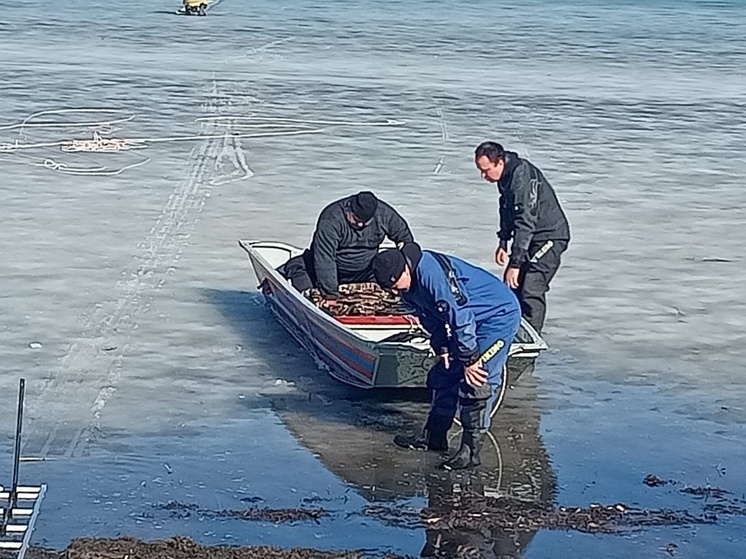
[515,239,568,334]
[426,321,518,433]
[281,251,317,292]
[280,250,375,293]
[428,362,504,433]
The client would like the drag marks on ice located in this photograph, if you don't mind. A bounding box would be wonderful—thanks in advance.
[15,83,405,458]
[21,82,249,458]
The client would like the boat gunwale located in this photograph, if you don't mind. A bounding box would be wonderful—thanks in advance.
[238,240,430,352]
[238,239,548,357]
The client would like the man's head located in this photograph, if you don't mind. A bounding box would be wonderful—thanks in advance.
[372,248,412,291]
[475,141,506,183]
[346,191,378,229]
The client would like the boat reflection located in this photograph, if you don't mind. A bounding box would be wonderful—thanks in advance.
[272,360,557,558]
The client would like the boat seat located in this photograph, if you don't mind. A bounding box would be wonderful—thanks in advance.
[335,315,420,326]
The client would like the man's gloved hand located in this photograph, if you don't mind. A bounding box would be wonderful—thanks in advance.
[320,297,339,309]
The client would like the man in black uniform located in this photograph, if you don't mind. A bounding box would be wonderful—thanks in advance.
[475,142,570,334]
[281,191,414,304]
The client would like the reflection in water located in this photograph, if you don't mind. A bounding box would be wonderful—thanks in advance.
[207,290,556,556]
[271,359,556,558]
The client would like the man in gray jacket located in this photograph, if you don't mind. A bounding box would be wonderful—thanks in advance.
[475,142,570,334]
[281,191,413,304]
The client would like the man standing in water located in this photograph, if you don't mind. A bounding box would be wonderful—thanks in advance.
[475,142,570,334]
[372,242,521,470]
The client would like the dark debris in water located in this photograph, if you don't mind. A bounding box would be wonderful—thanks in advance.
[643,474,670,487]
[644,474,739,501]
[159,501,326,523]
[365,494,716,535]
[427,494,717,534]
[680,485,732,499]
[363,504,422,529]
[22,536,409,559]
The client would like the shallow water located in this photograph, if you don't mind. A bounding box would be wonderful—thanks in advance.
[2,0,746,557]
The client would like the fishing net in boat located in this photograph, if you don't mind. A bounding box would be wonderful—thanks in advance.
[304,282,413,316]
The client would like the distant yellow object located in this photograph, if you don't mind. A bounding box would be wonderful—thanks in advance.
[182,0,207,15]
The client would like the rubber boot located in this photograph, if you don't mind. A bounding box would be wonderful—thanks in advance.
[394,413,451,452]
[439,399,487,470]
[439,429,485,470]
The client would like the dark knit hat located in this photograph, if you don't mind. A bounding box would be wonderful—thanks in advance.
[372,248,406,289]
[349,191,378,222]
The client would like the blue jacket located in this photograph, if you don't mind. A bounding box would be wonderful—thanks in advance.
[402,251,520,366]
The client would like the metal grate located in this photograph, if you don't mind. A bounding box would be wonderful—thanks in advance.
[0,484,46,559]
[1,380,46,559]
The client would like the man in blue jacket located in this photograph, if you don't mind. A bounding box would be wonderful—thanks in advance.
[372,242,521,470]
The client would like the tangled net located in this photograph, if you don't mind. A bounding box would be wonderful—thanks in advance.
[60,131,145,152]
[304,283,412,317]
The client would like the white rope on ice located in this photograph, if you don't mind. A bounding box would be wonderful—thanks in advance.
[39,159,107,173]
[2,107,392,177]
[204,123,320,130]
[0,139,64,153]
[0,108,136,132]
[228,36,297,60]
[38,157,152,176]
[2,127,323,153]
[3,109,392,156]
[196,116,406,127]
[132,128,324,144]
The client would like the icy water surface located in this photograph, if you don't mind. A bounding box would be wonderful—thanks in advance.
[1,0,746,557]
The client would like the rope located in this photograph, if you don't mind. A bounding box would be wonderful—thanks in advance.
[196,116,406,127]
[3,109,390,155]
[229,37,296,60]
[37,157,152,176]
[1,140,65,153]
[205,123,319,130]
[2,107,397,176]
[134,128,323,144]
[2,128,323,153]
[0,108,136,132]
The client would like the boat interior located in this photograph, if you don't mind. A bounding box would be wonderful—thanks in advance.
[241,240,545,352]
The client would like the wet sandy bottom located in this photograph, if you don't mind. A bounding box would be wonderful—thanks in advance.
[5,362,744,558]
[18,536,402,559]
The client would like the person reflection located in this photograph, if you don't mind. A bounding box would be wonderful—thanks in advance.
[272,359,555,558]
[418,365,553,557]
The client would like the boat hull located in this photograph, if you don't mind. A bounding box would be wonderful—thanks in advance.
[239,240,546,389]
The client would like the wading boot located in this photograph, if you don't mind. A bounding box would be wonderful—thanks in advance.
[439,429,485,470]
[393,413,451,452]
[439,398,487,470]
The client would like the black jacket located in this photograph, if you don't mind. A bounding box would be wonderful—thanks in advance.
[310,195,414,297]
[497,152,570,267]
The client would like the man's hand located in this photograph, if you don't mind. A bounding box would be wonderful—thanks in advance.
[503,266,521,289]
[495,245,509,267]
[320,297,339,309]
[464,361,488,387]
